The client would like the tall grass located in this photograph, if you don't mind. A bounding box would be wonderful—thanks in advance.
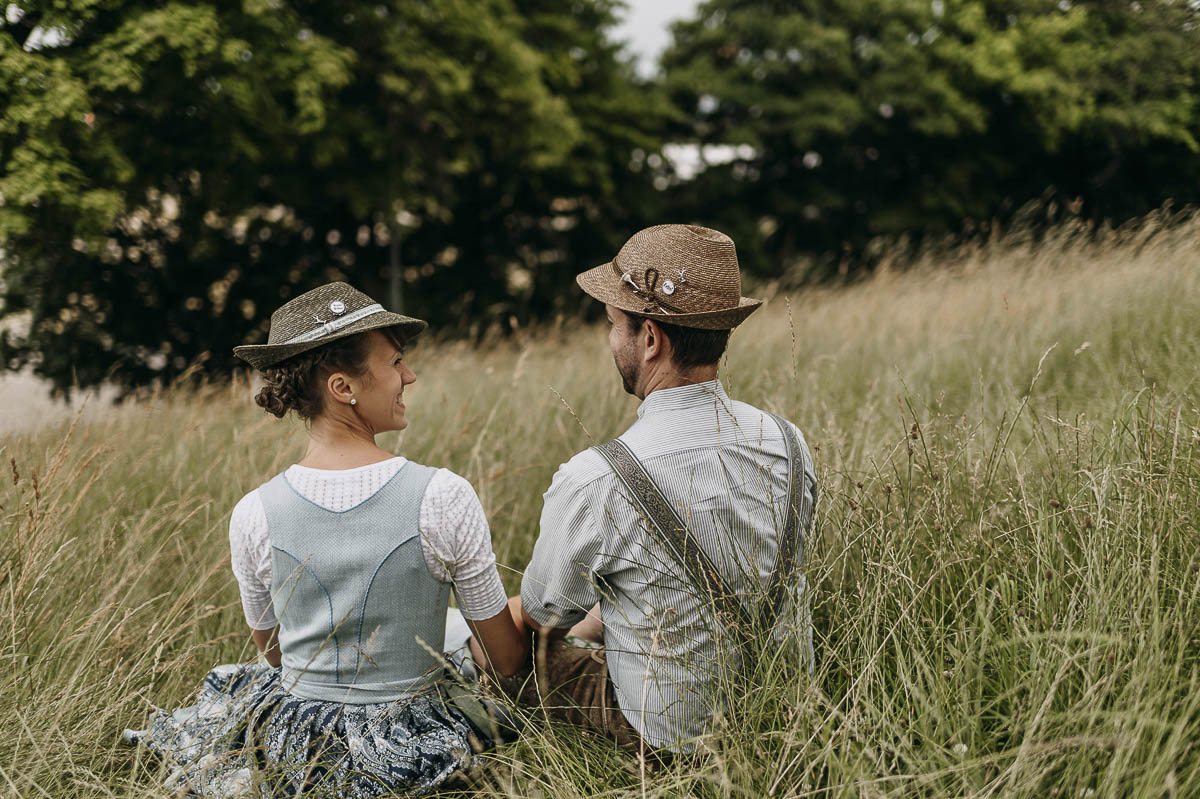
[2,211,1198,797]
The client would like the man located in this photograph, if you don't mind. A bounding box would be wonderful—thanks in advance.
[509,223,818,755]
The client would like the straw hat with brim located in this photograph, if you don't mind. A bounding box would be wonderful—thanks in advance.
[233,282,427,370]
[576,224,762,330]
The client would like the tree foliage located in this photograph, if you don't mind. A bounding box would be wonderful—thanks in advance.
[0,0,663,392]
[4,0,1200,393]
[660,0,1200,276]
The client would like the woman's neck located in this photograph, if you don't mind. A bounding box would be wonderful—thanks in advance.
[299,413,396,470]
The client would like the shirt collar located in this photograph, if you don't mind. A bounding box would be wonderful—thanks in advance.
[636,379,729,419]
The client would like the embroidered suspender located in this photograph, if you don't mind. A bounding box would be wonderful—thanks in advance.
[592,412,809,635]
[762,411,810,623]
[594,436,749,631]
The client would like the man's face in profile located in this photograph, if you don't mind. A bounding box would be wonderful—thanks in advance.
[605,304,641,396]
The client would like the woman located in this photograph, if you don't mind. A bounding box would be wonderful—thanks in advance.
[125,282,528,796]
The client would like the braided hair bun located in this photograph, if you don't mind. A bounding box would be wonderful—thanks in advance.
[252,330,394,420]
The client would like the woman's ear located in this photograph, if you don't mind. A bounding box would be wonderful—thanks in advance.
[326,371,355,407]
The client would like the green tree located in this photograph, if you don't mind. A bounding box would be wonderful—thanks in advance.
[660,0,1200,277]
[1,0,658,393]
[389,0,673,333]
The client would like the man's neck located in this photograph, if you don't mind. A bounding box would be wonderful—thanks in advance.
[637,365,719,400]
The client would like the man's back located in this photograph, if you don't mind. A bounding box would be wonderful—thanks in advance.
[521,379,817,749]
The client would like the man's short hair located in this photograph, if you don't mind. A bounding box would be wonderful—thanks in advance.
[626,314,731,368]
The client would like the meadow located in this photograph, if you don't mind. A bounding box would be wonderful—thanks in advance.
[2,211,1198,797]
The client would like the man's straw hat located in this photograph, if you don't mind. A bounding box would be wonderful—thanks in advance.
[576,224,762,330]
[233,282,426,370]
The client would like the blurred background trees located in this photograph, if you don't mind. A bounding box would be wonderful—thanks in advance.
[2,0,1198,393]
[661,0,1200,276]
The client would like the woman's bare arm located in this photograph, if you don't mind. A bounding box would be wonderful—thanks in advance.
[466,604,529,676]
[251,626,281,668]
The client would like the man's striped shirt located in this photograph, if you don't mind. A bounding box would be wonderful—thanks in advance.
[521,380,817,750]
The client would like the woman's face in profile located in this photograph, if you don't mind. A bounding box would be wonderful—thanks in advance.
[349,330,416,433]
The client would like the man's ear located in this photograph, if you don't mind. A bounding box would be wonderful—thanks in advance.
[642,319,668,362]
[326,371,355,406]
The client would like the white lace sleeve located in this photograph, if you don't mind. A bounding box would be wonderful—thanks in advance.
[229,490,278,630]
[418,469,509,621]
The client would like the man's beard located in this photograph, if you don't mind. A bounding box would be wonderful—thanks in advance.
[615,349,639,396]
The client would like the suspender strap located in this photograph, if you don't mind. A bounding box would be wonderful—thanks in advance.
[762,412,811,622]
[593,438,753,632]
[592,413,809,635]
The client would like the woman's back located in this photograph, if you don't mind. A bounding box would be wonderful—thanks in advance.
[262,460,449,703]
[230,457,509,639]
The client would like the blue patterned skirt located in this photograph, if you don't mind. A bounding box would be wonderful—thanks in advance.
[124,663,494,797]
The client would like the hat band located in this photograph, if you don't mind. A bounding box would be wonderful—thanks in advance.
[610,260,689,314]
[283,304,385,345]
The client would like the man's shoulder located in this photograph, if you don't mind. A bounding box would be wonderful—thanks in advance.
[724,402,817,488]
[725,399,807,438]
[546,445,616,496]
[607,392,805,456]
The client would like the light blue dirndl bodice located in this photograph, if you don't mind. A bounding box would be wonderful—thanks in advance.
[259,461,450,704]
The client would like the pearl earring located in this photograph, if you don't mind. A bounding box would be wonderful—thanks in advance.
[350,398,357,406]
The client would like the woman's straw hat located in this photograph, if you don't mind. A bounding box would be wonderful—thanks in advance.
[233,282,426,370]
[576,224,762,329]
